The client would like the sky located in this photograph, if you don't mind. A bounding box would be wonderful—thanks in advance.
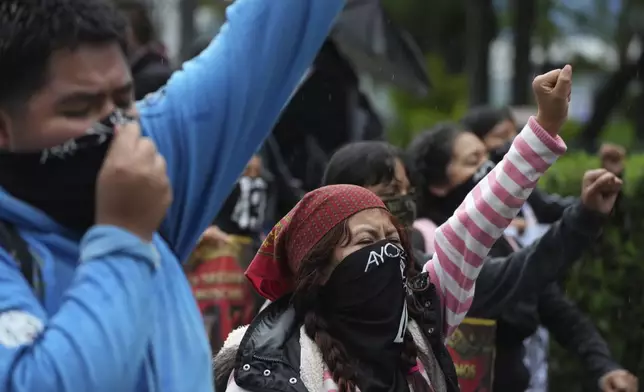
[494,0,622,36]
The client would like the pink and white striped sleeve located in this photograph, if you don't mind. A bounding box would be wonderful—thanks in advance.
[423,117,567,337]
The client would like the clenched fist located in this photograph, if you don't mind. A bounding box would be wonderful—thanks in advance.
[96,121,172,241]
[599,143,626,176]
[533,64,572,135]
[581,169,622,215]
[600,369,638,392]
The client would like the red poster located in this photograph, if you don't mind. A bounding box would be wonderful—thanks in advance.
[446,318,497,392]
[186,237,257,353]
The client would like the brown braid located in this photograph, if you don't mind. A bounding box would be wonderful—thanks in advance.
[291,222,360,391]
[291,217,433,392]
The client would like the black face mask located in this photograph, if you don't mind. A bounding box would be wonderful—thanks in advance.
[489,140,513,164]
[319,240,411,392]
[435,160,495,221]
[0,110,134,233]
[382,194,417,227]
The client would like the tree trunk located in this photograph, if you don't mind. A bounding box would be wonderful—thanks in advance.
[577,51,643,152]
[511,0,537,105]
[465,0,496,107]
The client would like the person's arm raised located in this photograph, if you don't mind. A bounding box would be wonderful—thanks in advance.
[424,65,573,337]
[467,169,621,319]
[138,0,345,261]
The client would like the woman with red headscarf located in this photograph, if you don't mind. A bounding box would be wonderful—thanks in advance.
[213,67,571,392]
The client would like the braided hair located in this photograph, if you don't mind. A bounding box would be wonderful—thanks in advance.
[291,219,433,392]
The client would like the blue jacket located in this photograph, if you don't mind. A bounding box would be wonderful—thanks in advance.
[0,0,344,390]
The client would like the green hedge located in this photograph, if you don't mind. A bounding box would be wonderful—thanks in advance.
[538,153,644,391]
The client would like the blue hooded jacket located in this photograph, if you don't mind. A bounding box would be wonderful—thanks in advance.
[0,0,344,390]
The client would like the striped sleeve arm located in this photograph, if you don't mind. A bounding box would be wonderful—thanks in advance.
[423,116,567,337]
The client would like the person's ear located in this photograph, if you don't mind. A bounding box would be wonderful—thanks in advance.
[428,185,449,197]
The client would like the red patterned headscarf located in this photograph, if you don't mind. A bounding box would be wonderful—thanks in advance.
[245,184,387,301]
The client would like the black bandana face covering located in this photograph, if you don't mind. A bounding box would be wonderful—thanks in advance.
[382,194,417,227]
[489,140,513,164]
[0,110,135,233]
[436,160,495,220]
[319,240,411,392]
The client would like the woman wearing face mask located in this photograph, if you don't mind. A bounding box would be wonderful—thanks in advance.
[212,67,571,392]
[324,135,624,392]
[407,123,636,391]
[322,135,599,310]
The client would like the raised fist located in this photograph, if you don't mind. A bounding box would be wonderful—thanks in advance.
[599,143,626,176]
[599,369,638,392]
[580,168,622,215]
[533,64,572,136]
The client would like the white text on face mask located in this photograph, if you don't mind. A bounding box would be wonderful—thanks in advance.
[364,243,406,273]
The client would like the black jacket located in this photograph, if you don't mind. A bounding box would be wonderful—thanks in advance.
[465,202,620,391]
[493,282,620,391]
[526,187,576,224]
[215,276,460,392]
[468,201,604,318]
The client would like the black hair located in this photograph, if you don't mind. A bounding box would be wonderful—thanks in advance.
[114,0,156,46]
[0,0,127,110]
[322,141,409,188]
[406,123,464,222]
[460,106,515,139]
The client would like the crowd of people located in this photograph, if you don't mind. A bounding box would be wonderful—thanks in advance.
[0,0,638,392]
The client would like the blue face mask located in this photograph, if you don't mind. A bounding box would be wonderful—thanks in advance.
[0,110,135,232]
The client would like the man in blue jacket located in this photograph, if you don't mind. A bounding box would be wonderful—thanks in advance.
[0,0,344,390]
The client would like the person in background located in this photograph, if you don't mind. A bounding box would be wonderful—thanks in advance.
[462,106,633,392]
[187,155,269,353]
[408,95,637,391]
[0,0,345,389]
[213,155,268,251]
[115,0,173,99]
